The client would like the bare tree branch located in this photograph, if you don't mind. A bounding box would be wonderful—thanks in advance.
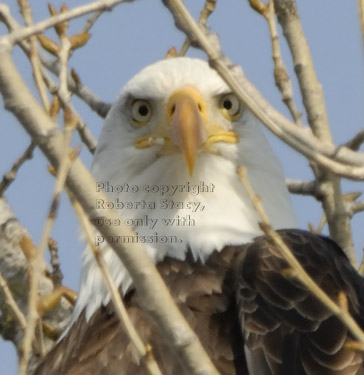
[47,239,63,289]
[179,0,217,56]
[18,0,50,111]
[238,166,364,347]
[7,0,131,45]
[0,270,27,331]
[0,0,362,372]
[286,179,319,198]
[345,129,364,151]
[81,10,104,33]
[273,0,355,263]
[72,195,163,375]
[359,0,364,45]
[41,70,98,154]
[163,0,359,263]
[0,142,36,196]
[272,0,329,137]
[18,112,77,375]
[162,0,364,181]
[0,3,99,154]
[0,3,111,119]
[358,249,364,276]
[248,0,302,125]
[347,199,364,217]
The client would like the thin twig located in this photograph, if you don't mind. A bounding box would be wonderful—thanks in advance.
[0,270,27,331]
[237,165,364,346]
[71,195,163,375]
[1,2,116,116]
[19,14,75,369]
[313,192,362,233]
[249,0,302,125]
[0,4,99,153]
[359,0,364,46]
[286,179,319,198]
[81,10,103,33]
[237,167,271,224]
[0,142,36,196]
[344,129,364,151]
[7,0,129,45]
[42,69,98,153]
[357,249,364,276]
[18,113,77,375]
[179,0,217,56]
[347,199,364,217]
[48,238,63,288]
[315,213,326,234]
[43,57,111,119]
[345,340,364,352]
[18,0,50,111]
[57,5,72,108]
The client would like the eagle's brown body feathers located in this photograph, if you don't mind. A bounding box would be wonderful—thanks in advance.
[36,246,247,375]
[36,231,364,375]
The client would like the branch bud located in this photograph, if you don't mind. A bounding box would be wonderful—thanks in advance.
[37,35,60,56]
[49,95,60,120]
[69,32,91,50]
[71,69,81,87]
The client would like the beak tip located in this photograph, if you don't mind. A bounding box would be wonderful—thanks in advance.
[185,154,196,176]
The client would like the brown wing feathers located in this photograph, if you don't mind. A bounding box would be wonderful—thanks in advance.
[236,229,364,375]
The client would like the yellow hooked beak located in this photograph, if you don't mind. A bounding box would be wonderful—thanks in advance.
[168,87,208,175]
[135,86,239,175]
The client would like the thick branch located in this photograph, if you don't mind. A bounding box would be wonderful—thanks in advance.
[179,0,217,56]
[272,0,355,263]
[162,0,364,181]
[273,0,330,138]
[0,45,220,375]
[286,179,320,198]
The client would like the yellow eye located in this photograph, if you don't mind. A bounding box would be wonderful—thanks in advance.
[131,100,152,125]
[219,93,241,119]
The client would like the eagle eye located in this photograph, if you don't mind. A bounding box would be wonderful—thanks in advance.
[219,93,241,119]
[131,100,153,125]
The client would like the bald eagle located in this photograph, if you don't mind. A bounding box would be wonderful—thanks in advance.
[36,58,364,375]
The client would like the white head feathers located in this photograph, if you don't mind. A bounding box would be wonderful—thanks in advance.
[72,57,296,321]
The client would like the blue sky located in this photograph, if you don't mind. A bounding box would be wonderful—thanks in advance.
[0,0,363,373]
